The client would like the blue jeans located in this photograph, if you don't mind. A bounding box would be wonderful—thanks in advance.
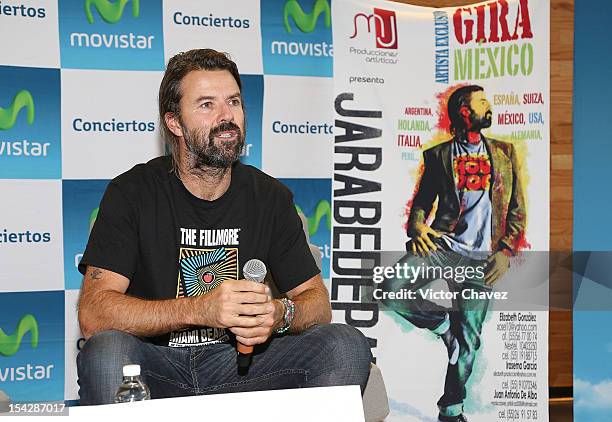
[77,323,372,405]
[380,250,491,417]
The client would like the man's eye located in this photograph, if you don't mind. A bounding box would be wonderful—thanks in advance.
[230,99,241,106]
[201,102,212,108]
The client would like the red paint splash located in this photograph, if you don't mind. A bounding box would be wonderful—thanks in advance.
[402,199,413,232]
[508,211,531,252]
[514,231,531,251]
[435,83,469,134]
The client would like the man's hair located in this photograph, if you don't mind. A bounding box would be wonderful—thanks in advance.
[447,85,484,135]
[158,49,242,168]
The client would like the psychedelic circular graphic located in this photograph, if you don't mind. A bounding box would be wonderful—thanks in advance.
[179,247,238,296]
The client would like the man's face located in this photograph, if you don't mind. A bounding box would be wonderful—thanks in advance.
[176,69,245,169]
[467,90,493,131]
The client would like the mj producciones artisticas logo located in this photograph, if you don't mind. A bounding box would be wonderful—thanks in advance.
[0,314,39,357]
[0,90,34,131]
[284,0,330,33]
[350,8,398,49]
[85,0,140,24]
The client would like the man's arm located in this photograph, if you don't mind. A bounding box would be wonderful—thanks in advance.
[407,150,442,255]
[78,265,270,340]
[486,143,526,285]
[407,150,437,235]
[283,273,331,332]
[498,143,527,253]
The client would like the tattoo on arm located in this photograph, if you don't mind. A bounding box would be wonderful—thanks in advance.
[90,268,103,280]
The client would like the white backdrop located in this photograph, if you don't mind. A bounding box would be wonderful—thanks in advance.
[331,0,549,420]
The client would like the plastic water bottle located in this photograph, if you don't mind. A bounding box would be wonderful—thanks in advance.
[114,364,150,403]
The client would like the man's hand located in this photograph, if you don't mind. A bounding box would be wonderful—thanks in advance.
[484,251,510,286]
[194,279,271,330]
[408,222,442,256]
[229,299,285,346]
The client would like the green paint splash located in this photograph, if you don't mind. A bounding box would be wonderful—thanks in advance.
[283,0,331,34]
[0,90,34,130]
[85,0,140,24]
[295,200,331,237]
[89,207,99,233]
[0,314,39,357]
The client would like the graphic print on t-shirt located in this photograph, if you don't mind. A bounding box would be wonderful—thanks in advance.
[168,245,239,348]
[178,247,238,296]
[442,141,493,253]
[453,152,491,192]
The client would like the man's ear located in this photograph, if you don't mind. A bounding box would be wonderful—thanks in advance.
[165,112,183,138]
[459,105,470,118]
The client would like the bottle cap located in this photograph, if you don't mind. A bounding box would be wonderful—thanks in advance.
[122,364,141,377]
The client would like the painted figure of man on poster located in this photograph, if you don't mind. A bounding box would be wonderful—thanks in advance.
[381,85,526,422]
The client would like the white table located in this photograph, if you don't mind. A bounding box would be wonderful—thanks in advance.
[70,385,365,421]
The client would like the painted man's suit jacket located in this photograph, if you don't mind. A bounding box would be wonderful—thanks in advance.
[407,137,526,254]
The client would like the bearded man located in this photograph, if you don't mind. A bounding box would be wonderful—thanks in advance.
[76,49,371,405]
[381,85,526,422]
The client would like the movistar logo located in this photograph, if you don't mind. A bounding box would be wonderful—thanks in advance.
[295,200,331,236]
[0,314,39,357]
[284,0,331,34]
[85,0,140,24]
[0,90,35,131]
[89,207,99,233]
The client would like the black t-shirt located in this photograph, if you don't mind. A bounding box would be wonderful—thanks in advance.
[78,156,319,347]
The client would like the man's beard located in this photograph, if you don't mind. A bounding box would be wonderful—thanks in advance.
[470,110,492,131]
[182,121,245,170]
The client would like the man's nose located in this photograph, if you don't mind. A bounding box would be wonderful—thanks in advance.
[217,102,234,123]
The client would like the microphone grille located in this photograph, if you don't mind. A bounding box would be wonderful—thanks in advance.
[243,259,267,283]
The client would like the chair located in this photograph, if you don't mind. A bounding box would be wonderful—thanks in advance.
[290,212,390,421]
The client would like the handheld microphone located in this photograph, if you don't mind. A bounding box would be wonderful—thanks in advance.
[237,259,267,371]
